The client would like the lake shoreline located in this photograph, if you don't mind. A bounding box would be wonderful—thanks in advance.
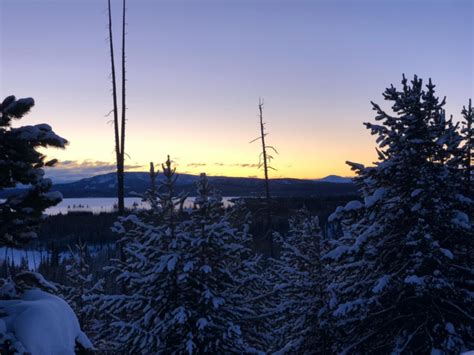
[46,197,238,215]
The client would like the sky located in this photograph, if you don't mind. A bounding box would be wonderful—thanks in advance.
[1,0,473,182]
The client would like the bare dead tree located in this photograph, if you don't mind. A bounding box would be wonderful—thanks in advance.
[120,0,127,200]
[250,98,278,256]
[107,0,127,215]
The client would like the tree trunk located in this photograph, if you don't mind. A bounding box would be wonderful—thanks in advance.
[259,100,271,203]
[258,99,273,257]
[107,0,124,215]
[119,0,127,215]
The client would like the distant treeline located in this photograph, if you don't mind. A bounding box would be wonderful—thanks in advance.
[33,195,357,252]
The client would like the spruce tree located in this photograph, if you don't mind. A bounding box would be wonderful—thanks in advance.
[0,95,67,247]
[93,158,183,352]
[224,198,273,352]
[62,240,104,338]
[324,75,473,353]
[97,166,265,353]
[461,99,473,195]
[271,208,326,354]
[93,157,186,351]
[175,173,261,353]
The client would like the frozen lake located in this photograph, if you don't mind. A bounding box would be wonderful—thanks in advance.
[1,197,238,268]
[45,197,236,215]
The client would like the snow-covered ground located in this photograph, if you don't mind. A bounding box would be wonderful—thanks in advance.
[0,276,92,354]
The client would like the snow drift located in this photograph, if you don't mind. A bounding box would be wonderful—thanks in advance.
[0,272,93,354]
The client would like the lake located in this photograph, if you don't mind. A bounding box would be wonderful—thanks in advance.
[45,197,236,215]
[1,196,238,268]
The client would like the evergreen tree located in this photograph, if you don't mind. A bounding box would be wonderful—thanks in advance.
[323,75,473,353]
[175,173,262,353]
[96,165,264,353]
[93,157,191,351]
[461,99,473,195]
[271,208,327,354]
[0,95,67,247]
[0,95,94,352]
[62,240,104,338]
[223,198,274,352]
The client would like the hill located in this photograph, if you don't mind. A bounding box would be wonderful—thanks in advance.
[0,173,357,198]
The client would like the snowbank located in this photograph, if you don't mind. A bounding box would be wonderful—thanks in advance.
[0,277,92,354]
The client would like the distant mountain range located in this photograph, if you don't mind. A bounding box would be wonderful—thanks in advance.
[315,175,353,184]
[0,173,356,198]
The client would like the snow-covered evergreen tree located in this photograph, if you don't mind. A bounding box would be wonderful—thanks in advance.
[96,160,264,353]
[461,99,473,195]
[0,95,93,353]
[61,240,104,339]
[323,75,473,353]
[271,208,327,354]
[0,95,67,247]
[174,173,262,353]
[224,199,275,352]
[93,157,185,351]
[142,156,187,223]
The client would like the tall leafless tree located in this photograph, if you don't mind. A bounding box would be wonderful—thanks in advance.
[120,0,127,198]
[250,98,278,256]
[107,0,127,214]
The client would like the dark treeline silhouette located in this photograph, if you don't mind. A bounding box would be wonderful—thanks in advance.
[12,195,355,255]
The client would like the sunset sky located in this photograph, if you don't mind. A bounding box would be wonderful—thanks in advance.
[1,0,472,182]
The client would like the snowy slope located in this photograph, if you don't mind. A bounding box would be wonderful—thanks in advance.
[0,277,93,354]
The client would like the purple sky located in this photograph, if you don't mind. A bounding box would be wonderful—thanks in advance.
[1,0,472,182]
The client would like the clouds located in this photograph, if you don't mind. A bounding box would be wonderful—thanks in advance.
[180,162,262,175]
[235,163,259,168]
[186,163,207,168]
[187,162,259,169]
[45,160,144,184]
[198,163,258,169]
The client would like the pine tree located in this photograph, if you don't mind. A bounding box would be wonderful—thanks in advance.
[96,166,265,353]
[0,95,67,247]
[62,240,104,339]
[461,99,473,195]
[92,156,186,351]
[158,155,187,225]
[143,161,160,216]
[175,173,261,353]
[323,75,473,353]
[271,208,327,354]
